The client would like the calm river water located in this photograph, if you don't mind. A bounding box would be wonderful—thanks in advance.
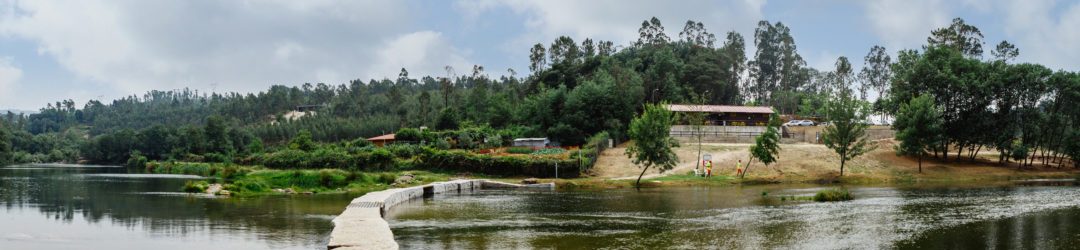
[389,181,1080,249]
[3,164,1079,249]
[0,164,354,249]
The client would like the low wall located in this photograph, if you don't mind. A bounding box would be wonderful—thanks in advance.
[671,125,766,143]
[327,180,554,250]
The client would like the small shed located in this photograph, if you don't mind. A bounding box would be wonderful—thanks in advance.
[512,138,549,148]
[367,134,396,147]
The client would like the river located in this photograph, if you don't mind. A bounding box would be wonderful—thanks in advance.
[0,164,354,249]
[388,181,1080,249]
[3,164,1079,249]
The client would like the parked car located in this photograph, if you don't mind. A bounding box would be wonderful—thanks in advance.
[783,120,815,126]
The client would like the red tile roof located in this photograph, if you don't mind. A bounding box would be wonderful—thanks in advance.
[366,134,396,141]
[666,104,774,114]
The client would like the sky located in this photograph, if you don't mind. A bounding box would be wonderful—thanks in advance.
[1,0,1079,110]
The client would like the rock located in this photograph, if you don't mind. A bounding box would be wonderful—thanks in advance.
[301,191,314,195]
[284,188,296,194]
[216,190,231,196]
[521,178,539,184]
[394,174,415,185]
[205,184,223,195]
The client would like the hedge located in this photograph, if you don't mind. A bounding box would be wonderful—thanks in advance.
[418,149,581,178]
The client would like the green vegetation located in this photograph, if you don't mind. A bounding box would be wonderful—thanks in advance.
[893,95,944,173]
[744,113,781,178]
[506,147,535,154]
[823,89,876,176]
[183,180,210,193]
[813,189,853,202]
[626,103,680,187]
[0,16,1075,180]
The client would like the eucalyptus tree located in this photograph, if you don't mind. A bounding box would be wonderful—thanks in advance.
[927,17,985,58]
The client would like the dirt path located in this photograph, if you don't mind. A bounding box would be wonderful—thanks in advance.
[593,142,754,180]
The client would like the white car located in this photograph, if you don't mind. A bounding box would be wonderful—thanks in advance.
[784,120,815,126]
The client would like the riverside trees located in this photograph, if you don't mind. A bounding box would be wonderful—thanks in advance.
[823,89,875,176]
[893,95,943,173]
[625,103,679,187]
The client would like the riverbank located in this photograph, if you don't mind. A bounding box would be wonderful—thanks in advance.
[146,161,477,196]
[555,140,1080,189]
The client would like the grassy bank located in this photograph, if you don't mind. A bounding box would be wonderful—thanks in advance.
[147,162,459,196]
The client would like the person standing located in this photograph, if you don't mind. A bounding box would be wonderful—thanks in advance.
[736,159,743,176]
[705,160,713,179]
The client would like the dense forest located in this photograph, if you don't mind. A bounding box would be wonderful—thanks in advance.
[0,17,1076,169]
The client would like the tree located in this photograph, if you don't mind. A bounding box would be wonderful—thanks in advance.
[581,38,596,57]
[625,103,680,187]
[679,20,716,48]
[893,95,943,173]
[204,115,232,155]
[743,113,781,178]
[992,40,1019,62]
[549,36,579,65]
[0,122,11,166]
[636,17,670,46]
[927,17,984,58]
[529,43,547,73]
[289,130,316,151]
[435,108,459,130]
[859,45,892,104]
[822,89,876,176]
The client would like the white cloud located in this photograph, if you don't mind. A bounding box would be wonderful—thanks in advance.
[367,31,472,80]
[0,57,21,99]
[1000,0,1080,71]
[862,0,950,51]
[0,0,473,100]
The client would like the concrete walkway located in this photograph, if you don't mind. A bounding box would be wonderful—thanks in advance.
[327,180,554,250]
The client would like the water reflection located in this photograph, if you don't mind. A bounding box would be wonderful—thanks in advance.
[0,164,354,250]
[389,183,1080,249]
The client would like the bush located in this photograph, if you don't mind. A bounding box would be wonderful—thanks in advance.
[418,149,580,177]
[532,148,567,155]
[230,178,269,193]
[386,144,423,158]
[183,180,210,193]
[126,151,148,168]
[396,128,422,142]
[813,188,853,202]
[506,147,535,154]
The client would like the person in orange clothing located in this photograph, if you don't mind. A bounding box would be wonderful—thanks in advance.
[736,159,743,176]
[705,160,713,179]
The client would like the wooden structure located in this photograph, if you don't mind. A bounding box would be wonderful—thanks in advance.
[512,138,549,148]
[666,104,774,126]
[367,134,396,147]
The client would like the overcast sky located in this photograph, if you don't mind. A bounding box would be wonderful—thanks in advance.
[1,0,1079,110]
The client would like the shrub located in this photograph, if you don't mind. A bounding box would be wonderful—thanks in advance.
[532,148,567,155]
[813,188,853,202]
[396,128,422,142]
[126,151,148,168]
[230,178,269,193]
[506,147,535,154]
[376,173,398,185]
[418,150,580,177]
[386,144,423,158]
[183,180,210,193]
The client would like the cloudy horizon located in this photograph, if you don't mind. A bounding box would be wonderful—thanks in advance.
[1,0,1079,110]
